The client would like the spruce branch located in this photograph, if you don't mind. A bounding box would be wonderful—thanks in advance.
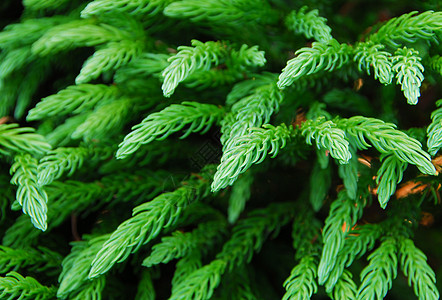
[164,0,278,26]
[0,124,51,157]
[0,2,440,299]
[22,0,70,11]
[0,16,69,50]
[72,97,136,141]
[170,202,295,300]
[32,20,129,56]
[170,259,227,300]
[329,270,357,300]
[76,39,144,84]
[285,6,333,43]
[88,167,215,278]
[161,40,265,97]
[338,116,437,175]
[212,124,292,192]
[368,10,442,48]
[399,238,439,300]
[278,39,351,89]
[392,47,424,105]
[376,154,407,208]
[142,220,227,267]
[357,237,398,300]
[0,245,62,274]
[10,154,49,231]
[65,279,105,300]
[37,146,112,186]
[2,216,42,249]
[226,72,276,105]
[45,170,169,225]
[0,46,34,80]
[57,234,109,299]
[0,271,56,300]
[3,170,169,249]
[44,114,89,147]
[325,224,382,291]
[291,208,323,260]
[27,84,120,121]
[161,40,228,97]
[117,102,224,159]
[227,44,267,71]
[219,202,296,270]
[317,191,363,284]
[283,256,318,300]
[114,53,171,83]
[223,79,282,146]
[171,251,203,293]
[13,59,51,120]
[301,117,351,164]
[353,42,393,85]
[426,54,442,75]
[283,209,322,300]
[82,0,173,18]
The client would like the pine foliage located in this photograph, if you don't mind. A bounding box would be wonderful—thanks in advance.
[392,47,425,105]
[357,237,398,299]
[0,124,51,156]
[399,238,440,300]
[0,1,440,299]
[10,154,49,231]
[278,39,351,89]
[118,102,224,158]
[0,271,56,300]
[285,6,333,43]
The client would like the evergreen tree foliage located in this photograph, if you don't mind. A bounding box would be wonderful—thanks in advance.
[0,1,440,299]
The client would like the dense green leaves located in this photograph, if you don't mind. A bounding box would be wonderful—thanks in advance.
[89,167,215,278]
[170,202,295,299]
[0,2,440,300]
